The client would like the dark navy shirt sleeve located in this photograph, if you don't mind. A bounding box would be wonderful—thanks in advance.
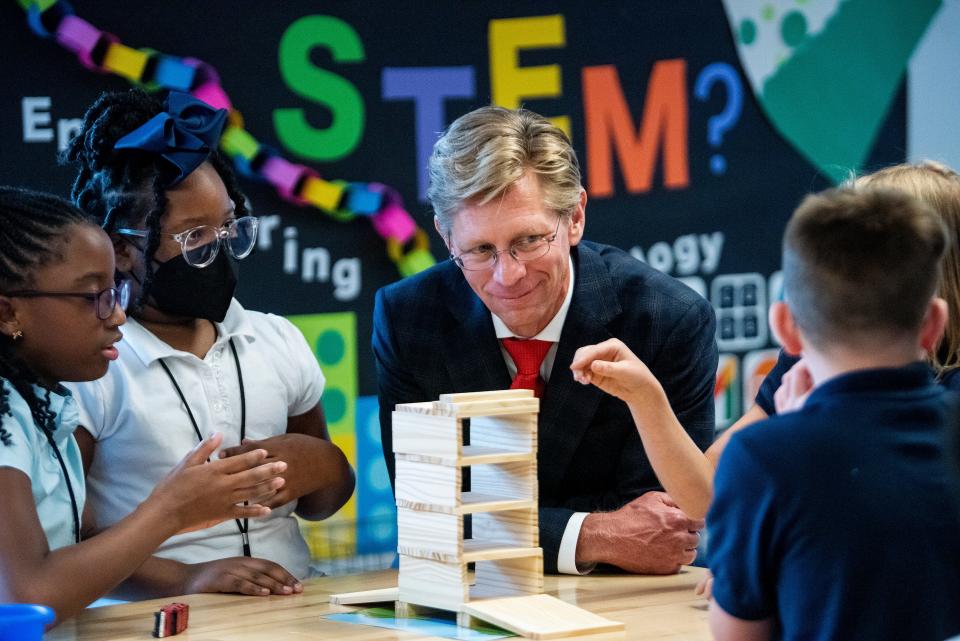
[707,432,779,621]
[754,350,801,416]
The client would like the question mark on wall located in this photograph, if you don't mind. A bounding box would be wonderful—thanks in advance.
[694,62,743,176]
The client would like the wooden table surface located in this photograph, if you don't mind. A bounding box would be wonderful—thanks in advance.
[47,567,711,640]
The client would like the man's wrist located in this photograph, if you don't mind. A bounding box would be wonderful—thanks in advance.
[575,512,609,566]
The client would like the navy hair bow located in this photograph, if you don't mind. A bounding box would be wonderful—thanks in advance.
[113,91,227,186]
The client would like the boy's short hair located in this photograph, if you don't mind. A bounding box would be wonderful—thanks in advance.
[783,187,948,349]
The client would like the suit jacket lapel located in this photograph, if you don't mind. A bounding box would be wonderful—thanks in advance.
[539,243,622,488]
[440,267,512,393]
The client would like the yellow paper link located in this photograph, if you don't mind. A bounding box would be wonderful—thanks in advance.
[386,228,430,263]
[102,42,150,82]
[220,126,259,161]
[19,0,57,11]
[302,176,346,212]
[227,108,245,130]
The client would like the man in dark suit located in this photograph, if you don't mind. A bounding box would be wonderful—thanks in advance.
[373,106,717,574]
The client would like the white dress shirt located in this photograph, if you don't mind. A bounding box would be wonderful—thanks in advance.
[490,257,593,575]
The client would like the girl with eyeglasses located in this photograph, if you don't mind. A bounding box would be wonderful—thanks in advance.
[0,186,288,623]
[62,89,355,600]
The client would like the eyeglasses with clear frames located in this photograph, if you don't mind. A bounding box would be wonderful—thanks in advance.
[116,216,259,268]
[450,216,562,271]
[3,280,132,320]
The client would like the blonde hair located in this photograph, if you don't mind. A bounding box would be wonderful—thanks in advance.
[427,106,582,236]
[851,162,960,374]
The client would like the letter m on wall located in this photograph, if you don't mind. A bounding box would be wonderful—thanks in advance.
[583,60,689,197]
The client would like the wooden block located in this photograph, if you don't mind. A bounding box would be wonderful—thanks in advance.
[462,542,541,563]
[460,493,536,515]
[461,593,625,639]
[397,508,462,562]
[439,397,540,418]
[396,446,535,467]
[439,389,534,403]
[472,509,539,547]
[471,414,537,453]
[329,587,399,605]
[394,401,441,414]
[472,555,543,600]
[471,460,537,500]
[395,459,460,509]
[392,411,460,457]
[398,556,467,611]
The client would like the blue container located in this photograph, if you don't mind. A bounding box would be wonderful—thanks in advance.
[0,604,55,641]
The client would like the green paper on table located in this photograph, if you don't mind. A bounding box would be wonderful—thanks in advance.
[325,606,514,640]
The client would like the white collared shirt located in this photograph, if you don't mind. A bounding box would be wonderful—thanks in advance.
[490,257,592,575]
[66,299,324,578]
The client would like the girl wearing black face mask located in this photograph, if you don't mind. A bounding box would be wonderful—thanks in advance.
[62,88,355,601]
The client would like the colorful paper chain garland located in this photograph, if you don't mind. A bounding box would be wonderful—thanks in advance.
[18,0,437,278]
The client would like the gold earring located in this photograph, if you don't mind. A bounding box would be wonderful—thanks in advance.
[11,330,23,341]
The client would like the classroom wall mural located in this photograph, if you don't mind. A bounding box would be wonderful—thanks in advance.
[3,0,958,568]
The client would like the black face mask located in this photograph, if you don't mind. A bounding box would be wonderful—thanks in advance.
[147,250,239,322]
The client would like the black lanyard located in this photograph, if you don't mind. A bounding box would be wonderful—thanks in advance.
[159,337,250,556]
[43,428,81,545]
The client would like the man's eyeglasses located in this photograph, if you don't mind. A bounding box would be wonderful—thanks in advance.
[3,281,131,320]
[116,216,259,269]
[450,216,562,271]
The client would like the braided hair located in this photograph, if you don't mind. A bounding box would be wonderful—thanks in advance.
[0,187,94,447]
[62,88,249,310]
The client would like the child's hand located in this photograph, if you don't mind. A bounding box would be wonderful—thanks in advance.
[773,358,813,414]
[182,557,303,596]
[219,433,324,508]
[695,570,714,599]
[570,338,664,406]
[150,433,287,533]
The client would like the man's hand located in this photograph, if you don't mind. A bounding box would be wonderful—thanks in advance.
[570,338,666,407]
[182,557,303,596]
[773,358,813,415]
[220,434,324,508]
[575,491,703,574]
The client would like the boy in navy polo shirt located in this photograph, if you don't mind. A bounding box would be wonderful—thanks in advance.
[707,188,960,641]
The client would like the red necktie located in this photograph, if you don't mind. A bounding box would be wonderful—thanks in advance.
[501,338,553,398]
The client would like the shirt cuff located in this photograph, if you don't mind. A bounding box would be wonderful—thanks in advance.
[557,512,596,575]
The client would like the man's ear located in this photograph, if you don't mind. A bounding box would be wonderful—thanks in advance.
[769,301,804,356]
[919,296,948,354]
[567,189,587,247]
[0,296,21,339]
[434,217,451,252]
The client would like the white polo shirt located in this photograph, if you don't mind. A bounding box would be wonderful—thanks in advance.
[491,257,591,575]
[0,384,85,551]
[66,299,324,578]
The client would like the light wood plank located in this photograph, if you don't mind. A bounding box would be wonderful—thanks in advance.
[472,555,543,599]
[439,397,540,418]
[329,587,399,605]
[398,556,467,611]
[471,414,537,452]
[472,509,539,547]
[440,389,534,403]
[472,460,537,499]
[397,508,461,561]
[396,493,535,515]
[395,446,535,467]
[392,411,461,457]
[394,459,460,508]
[463,593,625,639]
[462,542,542,563]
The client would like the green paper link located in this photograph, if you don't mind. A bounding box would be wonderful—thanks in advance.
[19,0,59,12]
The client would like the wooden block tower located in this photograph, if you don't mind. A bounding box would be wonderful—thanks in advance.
[392,389,542,617]
[388,389,623,639]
